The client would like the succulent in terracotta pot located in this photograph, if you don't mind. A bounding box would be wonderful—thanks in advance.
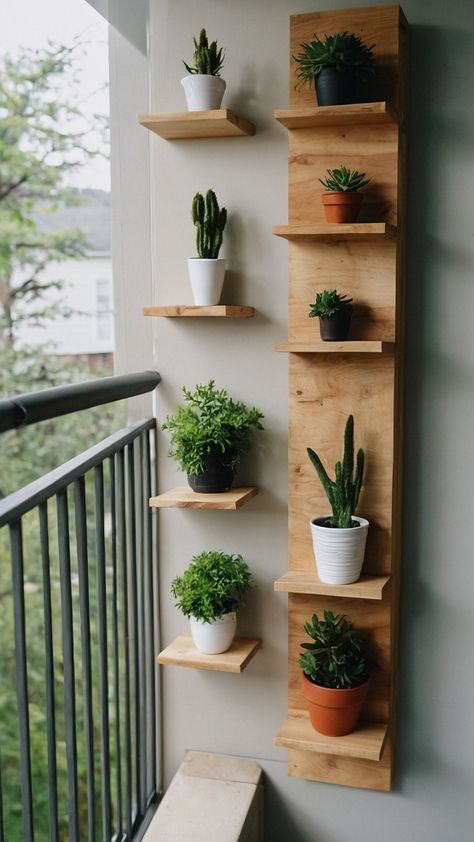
[319,165,370,223]
[308,289,353,341]
[293,31,375,105]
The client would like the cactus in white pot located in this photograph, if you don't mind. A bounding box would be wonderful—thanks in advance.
[181,29,226,111]
[188,189,227,305]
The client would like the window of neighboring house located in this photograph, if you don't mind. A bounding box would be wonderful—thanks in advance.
[96,277,112,340]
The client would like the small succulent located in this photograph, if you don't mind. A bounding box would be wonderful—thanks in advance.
[319,165,370,193]
[293,31,375,86]
[307,414,364,529]
[309,290,353,319]
[299,610,369,689]
[183,28,225,76]
[192,189,227,259]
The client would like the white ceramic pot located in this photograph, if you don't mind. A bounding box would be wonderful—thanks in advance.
[181,75,226,111]
[190,612,237,654]
[187,258,226,305]
[310,515,369,585]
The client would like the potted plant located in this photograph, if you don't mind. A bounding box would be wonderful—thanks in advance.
[309,289,353,341]
[319,165,370,223]
[307,414,368,585]
[171,551,253,654]
[188,189,227,305]
[182,28,226,111]
[293,31,375,106]
[299,610,370,736]
[162,380,264,493]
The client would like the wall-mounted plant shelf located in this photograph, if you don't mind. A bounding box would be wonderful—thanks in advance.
[273,223,396,242]
[143,305,255,318]
[149,486,258,510]
[274,571,390,600]
[158,635,261,673]
[275,101,397,129]
[275,711,388,762]
[275,340,395,355]
[138,109,256,139]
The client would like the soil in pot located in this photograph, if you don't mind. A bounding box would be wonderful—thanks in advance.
[187,449,235,493]
[314,67,361,106]
[319,306,352,341]
[322,192,363,223]
[301,673,370,736]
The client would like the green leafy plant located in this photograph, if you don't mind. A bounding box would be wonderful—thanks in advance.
[183,28,225,76]
[293,31,375,86]
[192,189,227,259]
[299,610,369,689]
[307,414,364,529]
[309,289,353,319]
[171,551,253,623]
[162,380,264,475]
[319,165,370,193]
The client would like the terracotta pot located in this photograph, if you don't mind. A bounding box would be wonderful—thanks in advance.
[322,191,363,223]
[301,672,370,736]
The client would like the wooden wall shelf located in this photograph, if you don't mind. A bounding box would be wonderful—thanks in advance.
[149,486,258,510]
[275,101,397,129]
[143,305,255,318]
[274,571,390,600]
[158,635,261,673]
[273,223,396,242]
[275,711,388,762]
[138,109,256,139]
[275,341,395,355]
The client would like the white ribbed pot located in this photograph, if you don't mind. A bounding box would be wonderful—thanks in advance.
[310,515,369,585]
[187,258,226,305]
[190,612,237,654]
[181,75,226,111]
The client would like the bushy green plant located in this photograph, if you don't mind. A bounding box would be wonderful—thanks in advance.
[183,28,225,76]
[293,32,375,85]
[307,414,364,529]
[171,551,253,623]
[162,380,264,475]
[299,610,369,689]
[319,165,370,192]
[309,289,353,319]
[192,189,227,259]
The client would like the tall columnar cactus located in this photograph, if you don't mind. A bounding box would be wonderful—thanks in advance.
[307,414,364,528]
[183,29,225,76]
[192,189,227,259]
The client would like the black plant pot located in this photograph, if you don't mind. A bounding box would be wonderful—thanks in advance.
[187,449,235,494]
[319,306,352,341]
[314,67,361,106]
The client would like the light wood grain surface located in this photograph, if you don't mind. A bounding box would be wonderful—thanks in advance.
[275,101,397,128]
[143,305,255,318]
[158,636,261,673]
[138,109,255,139]
[275,709,388,761]
[149,486,258,510]
[274,570,391,600]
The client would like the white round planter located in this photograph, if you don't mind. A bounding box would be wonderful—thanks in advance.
[190,612,237,654]
[310,515,369,585]
[181,75,226,111]
[187,258,226,305]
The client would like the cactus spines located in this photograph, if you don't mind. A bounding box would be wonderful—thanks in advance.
[307,414,365,529]
[192,189,227,259]
[183,29,225,76]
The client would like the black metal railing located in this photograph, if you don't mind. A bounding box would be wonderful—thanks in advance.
[0,372,161,842]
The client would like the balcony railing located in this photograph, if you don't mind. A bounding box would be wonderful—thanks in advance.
[0,371,161,842]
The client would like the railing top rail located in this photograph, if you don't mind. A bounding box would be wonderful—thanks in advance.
[0,370,161,433]
[0,417,155,527]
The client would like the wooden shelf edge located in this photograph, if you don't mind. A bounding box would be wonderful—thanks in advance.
[143,305,255,318]
[274,101,398,129]
[149,486,258,510]
[274,571,391,600]
[157,635,261,673]
[138,108,256,139]
[275,340,395,355]
[275,710,389,761]
[273,223,397,241]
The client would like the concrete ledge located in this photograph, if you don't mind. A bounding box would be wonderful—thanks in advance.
[144,752,263,842]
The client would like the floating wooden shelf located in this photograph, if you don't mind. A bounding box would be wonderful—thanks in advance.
[273,223,396,242]
[274,571,390,600]
[275,340,395,355]
[158,635,261,673]
[275,101,397,129]
[275,710,389,762]
[143,305,255,318]
[149,486,258,510]
[138,109,256,139]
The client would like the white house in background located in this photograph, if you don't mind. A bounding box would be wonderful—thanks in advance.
[18,189,114,365]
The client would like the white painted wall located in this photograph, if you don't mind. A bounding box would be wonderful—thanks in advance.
[111,0,474,839]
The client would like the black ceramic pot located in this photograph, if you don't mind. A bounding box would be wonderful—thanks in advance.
[319,306,352,341]
[187,449,235,493]
[314,67,361,106]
